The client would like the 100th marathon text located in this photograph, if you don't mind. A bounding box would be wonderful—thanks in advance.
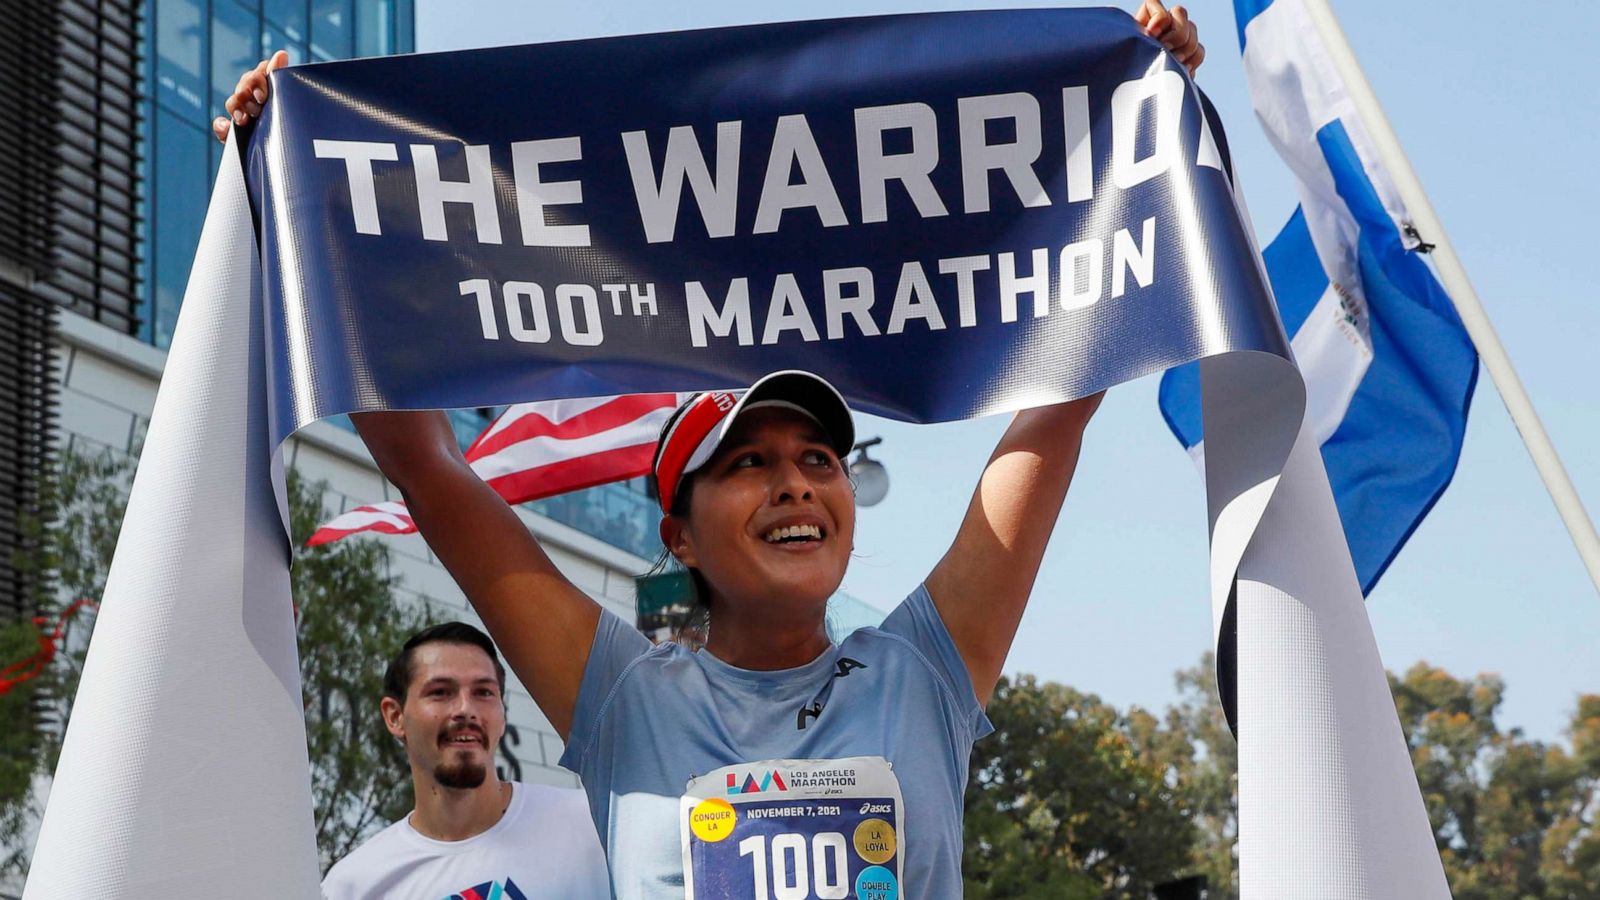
[312,70,1217,349]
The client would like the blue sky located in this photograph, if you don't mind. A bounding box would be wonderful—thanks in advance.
[416,0,1600,742]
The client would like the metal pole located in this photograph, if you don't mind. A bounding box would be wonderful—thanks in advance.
[1300,0,1600,596]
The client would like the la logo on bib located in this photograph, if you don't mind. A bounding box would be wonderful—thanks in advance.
[441,878,525,900]
[727,768,789,794]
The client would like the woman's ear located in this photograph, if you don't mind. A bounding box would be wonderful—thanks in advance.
[660,515,699,569]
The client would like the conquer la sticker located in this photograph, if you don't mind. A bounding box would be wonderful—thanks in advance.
[680,757,904,900]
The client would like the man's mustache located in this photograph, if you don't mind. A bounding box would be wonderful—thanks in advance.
[437,724,487,747]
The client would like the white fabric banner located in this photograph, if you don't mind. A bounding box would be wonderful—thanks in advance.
[24,133,322,897]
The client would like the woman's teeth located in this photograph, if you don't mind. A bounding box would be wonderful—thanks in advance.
[764,524,822,543]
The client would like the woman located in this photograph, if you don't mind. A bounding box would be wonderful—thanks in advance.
[221,6,1203,897]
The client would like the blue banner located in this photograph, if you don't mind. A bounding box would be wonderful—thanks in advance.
[244,8,1286,442]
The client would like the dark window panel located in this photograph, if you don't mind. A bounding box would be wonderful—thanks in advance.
[99,225,136,254]
[152,108,209,349]
[355,0,392,58]
[0,281,60,623]
[264,0,308,43]
[100,204,136,234]
[155,0,206,116]
[101,270,136,296]
[57,228,94,260]
[51,267,98,303]
[98,162,136,195]
[260,24,306,65]
[55,204,95,240]
[396,0,413,53]
[212,1,260,114]
[310,0,353,60]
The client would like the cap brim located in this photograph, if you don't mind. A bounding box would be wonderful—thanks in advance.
[730,371,856,459]
[680,371,855,479]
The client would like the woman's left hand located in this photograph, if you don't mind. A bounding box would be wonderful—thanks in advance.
[1135,0,1206,77]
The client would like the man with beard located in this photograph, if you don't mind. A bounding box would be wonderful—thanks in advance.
[321,623,610,899]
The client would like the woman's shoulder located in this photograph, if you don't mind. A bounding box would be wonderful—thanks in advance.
[603,635,702,686]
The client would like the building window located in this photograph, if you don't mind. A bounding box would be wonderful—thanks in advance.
[264,0,308,44]
[356,0,394,58]
[212,1,261,115]
[156,0,206,116]
[142,0,416,348]
[152,109,210,349]
[446,407,491,449]
[261,25,308,65]
[395,1,413,53]
[311,0,354,60]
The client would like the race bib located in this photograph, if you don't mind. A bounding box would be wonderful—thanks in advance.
[680,757,904,900]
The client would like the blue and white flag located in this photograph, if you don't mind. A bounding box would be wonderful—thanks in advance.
[1159,0,1479,594]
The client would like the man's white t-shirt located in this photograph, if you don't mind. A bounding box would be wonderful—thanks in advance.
[321,782,610,900]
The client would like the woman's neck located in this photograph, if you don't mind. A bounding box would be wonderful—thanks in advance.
[704,599,831,670]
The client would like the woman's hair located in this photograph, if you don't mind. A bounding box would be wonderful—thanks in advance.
[654,401,714,643]
[657,472,713,642]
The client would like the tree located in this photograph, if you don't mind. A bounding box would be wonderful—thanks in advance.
[1159,655,1238,899]
[1389,662,1600,900]
[0,445,432,877]
[1541,694,1600,897]
[0,444,129,878]
[285,470,432,873]
[964,674,1201,899]
[0,617,42,874]
[965,657,1600,900]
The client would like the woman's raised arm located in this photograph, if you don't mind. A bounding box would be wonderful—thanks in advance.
[925,0,1202,707]
[922,395,1102,706]
[354,410,601,739]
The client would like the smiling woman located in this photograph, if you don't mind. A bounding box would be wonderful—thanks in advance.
[653,378,859,659]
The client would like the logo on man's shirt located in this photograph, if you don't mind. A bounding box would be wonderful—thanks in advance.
[441,878,526,900]
[796,657,868,730]
[727,768,789,794]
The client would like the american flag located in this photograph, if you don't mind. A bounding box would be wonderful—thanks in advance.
[307,393,686,546]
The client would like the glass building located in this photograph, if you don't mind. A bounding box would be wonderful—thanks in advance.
[144,0,415,350]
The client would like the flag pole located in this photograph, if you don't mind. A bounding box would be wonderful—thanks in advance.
[1299,0,1600,596]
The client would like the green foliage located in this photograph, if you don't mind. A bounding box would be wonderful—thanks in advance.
[963,675,1201,899]
[0,443,129,880]
[0,619,42,874]
[1159,655,1238,898]
[285,471,431,873]
[1389,662,1600,900]
[963,657,1600,900]
[11,445,128,769]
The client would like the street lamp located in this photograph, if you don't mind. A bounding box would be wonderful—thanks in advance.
[848,437,889,507]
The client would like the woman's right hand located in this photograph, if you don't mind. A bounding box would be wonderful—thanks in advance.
[212,50,290,144]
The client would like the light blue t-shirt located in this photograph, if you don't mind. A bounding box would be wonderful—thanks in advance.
[559,584,993,899]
